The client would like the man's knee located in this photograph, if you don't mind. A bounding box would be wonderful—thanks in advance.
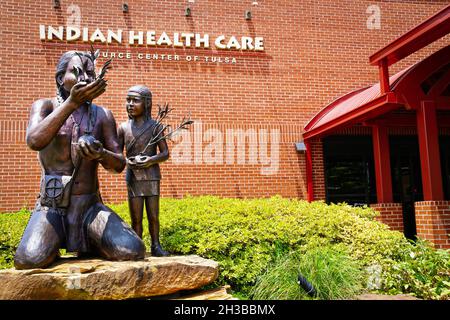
[86,206,146,260]
[102,210,146,260]
[14,228,60,269]
[110,234,146,261]
[99,215,146,260]
[14,248,58,270]
[14,209,62,269]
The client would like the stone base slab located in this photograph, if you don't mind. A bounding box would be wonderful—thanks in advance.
[0,255,219,300]
[174,285,238,300]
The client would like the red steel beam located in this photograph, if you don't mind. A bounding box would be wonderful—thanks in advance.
[416,101,444,200]
[369,5,450,67]
[436,97,450,110]
[366,113,450,127]
[379,58,390,94]
[372,125,393,203]
[305,141,314,202]
[428,69,450,97]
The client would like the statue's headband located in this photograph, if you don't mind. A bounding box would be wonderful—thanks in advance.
[128,85,152,99]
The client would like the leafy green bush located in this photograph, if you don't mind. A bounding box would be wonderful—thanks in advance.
[1,196,449,300]
[250,245,365,300]
[0,208,30,269]
[382,239,450,300]
[154,196,409,295]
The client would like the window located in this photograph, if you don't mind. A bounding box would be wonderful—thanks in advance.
[323,136,376,206]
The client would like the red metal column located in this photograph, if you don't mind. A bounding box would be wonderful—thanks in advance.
[378,58,390,94]
[417,101,444,200]
[372,124,393,203]
[305,140,314,202]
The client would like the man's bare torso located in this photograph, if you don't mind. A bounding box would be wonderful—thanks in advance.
[36,98,107,195]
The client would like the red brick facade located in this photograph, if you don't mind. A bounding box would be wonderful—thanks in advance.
[415,201,450,248]
[371,203,404,232]
[1,1,449,212]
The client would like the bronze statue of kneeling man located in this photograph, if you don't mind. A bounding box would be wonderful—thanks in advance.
[14,49,145,270]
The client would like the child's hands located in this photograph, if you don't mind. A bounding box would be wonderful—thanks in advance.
[127,155,154,169]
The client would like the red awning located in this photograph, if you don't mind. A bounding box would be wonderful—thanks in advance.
[303,69,408,139]
[303,44,450,140]
[303,3,450,141]
[303,4,450,203]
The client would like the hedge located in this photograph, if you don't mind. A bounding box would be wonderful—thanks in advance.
[1,196,449,299]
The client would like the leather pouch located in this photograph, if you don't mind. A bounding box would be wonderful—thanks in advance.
[39,175,73,208]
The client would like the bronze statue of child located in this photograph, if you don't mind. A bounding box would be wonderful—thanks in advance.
[118,85,170,257]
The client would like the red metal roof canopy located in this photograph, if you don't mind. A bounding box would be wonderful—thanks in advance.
[303,69,406,139]
[303,5,450,141]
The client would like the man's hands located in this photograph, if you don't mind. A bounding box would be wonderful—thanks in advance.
[127,155,154,169]
[68,79,107,107]
[78,135,106,160]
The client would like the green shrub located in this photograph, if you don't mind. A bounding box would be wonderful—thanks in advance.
[0,208,30,269]
[158,197,406,294]
[250,245,365,300]
[381,239,450,300]
[1,196,449,300]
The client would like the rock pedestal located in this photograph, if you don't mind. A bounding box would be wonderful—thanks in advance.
[0,255,218,300]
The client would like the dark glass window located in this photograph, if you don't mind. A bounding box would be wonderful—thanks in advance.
[440,136,450,200]
[389,136,423,204]
[323,136,377,206]
[389,136,423,240]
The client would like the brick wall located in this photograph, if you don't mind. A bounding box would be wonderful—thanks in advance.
[370,203,404,232]
[415,201,450,249]
[1,0,449,212]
